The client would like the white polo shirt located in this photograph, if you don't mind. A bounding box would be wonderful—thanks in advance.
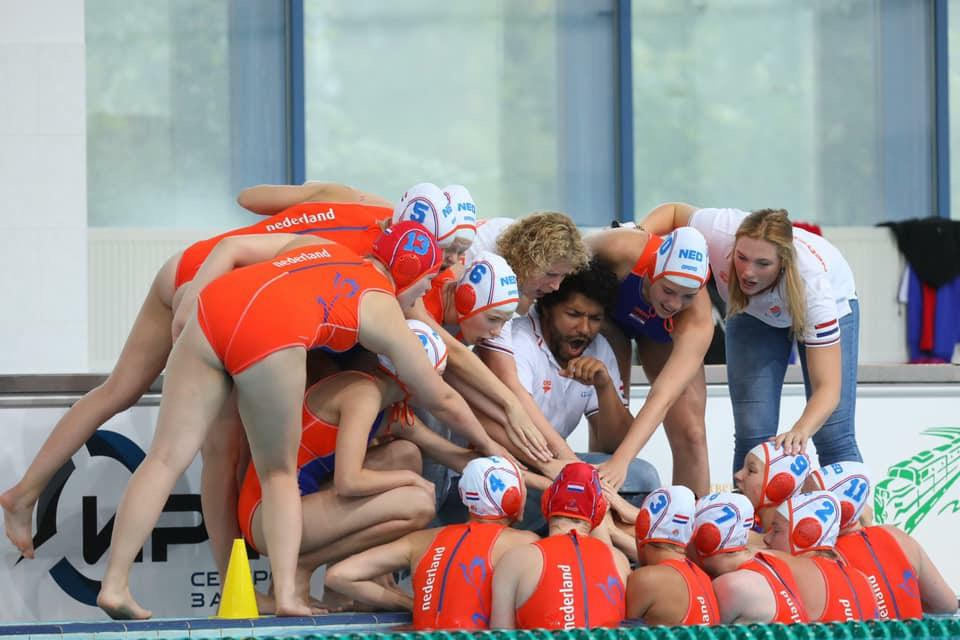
[512,307,628,439]
[689,208,857,347]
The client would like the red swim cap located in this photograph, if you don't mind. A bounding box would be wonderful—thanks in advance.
[371,221,442,293]
[540,462,607,530]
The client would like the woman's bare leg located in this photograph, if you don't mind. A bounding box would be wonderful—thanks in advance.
[97,318,231,620]
[199,389,246,580]
[251,440,434,611]
[2,254,181,558]
[635,337,709,495]
[233,348,311,617]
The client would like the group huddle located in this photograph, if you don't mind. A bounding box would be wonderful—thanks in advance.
[327,450,956,629]
[1,180,955,626]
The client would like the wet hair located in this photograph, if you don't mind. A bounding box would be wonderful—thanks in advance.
[537,258,618,317]
[496,212,590,284]
[727,209,806,336]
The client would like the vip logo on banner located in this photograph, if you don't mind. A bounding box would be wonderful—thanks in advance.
[26,430,206,606]
[1,406,271,622]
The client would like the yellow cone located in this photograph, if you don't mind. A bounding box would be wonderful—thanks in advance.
[215,538,259,619]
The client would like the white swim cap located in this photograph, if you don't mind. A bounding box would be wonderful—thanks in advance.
[459,455,524,520]
[378,319,448,377]
[635,485,696,549]
[393,183,457,248]
[692,492,755,557]
[807,462,871,530]
[748,441,812,510]
[442,184,478,246]
[653,227,710,289]
[454,252,520,321]
[776,491,841,554]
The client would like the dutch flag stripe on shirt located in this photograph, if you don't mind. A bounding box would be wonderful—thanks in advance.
[807,318,840,346]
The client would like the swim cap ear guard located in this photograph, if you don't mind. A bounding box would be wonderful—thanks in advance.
[393,183,457,248]
[459,456,524,520]
[808,461,871,530]
[776,491,841,555]
[692,492,755,557]
[635,486,696,550]
[371,221,442,294]
[454,252,520,321]
[750,442,811,510]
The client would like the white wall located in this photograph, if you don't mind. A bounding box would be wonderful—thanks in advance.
[0,0,88,373]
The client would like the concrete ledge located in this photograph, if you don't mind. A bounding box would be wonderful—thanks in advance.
[1,364,958,397]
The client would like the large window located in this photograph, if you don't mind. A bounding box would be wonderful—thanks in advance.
[950,0,960,219]
[303,0,617,227]
[85,0,288,228]
[631,0,935,224]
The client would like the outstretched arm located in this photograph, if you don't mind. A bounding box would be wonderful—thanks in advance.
[406,300,552,462]
[332,384,434,498]
[775,343,841,455]
[477,347,578,462]
[598,291,713,489]
[236,181,393,215]
[358,294,509,460]
[393,414,478,474]
[324,535,418,611]
[636,202,698,235]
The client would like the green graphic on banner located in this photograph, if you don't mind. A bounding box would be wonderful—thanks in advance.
[874,427,960,533]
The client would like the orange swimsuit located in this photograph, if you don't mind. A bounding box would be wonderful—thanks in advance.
[412,522,505,630]
[421,268,456,325]
[659,558,721,625]
[237,372,385,551]
[836,527,923,620]
[738,551,810,624]
[515,530,625,630]
[810,556,877,622]
[196,243,393,374]
[175,201,388,288]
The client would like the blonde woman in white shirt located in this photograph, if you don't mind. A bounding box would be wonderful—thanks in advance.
[641,204,862,476]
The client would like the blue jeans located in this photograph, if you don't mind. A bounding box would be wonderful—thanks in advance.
[726,299,862,477]
[435,453,660,534]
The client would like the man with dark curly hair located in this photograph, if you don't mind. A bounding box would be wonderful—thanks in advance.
[507,260,660,533]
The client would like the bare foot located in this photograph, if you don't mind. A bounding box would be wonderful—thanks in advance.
[274,597,312,617]
[254,589,275,615]
[314,588,354,613]
[97,587,152,620]
[1,487,36,558]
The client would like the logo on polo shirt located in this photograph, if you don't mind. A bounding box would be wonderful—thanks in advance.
[542,380,552,393]
[769,305,782,318]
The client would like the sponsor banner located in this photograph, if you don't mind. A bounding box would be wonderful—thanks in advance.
[1,383,957,621]
[0,405,272,622]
